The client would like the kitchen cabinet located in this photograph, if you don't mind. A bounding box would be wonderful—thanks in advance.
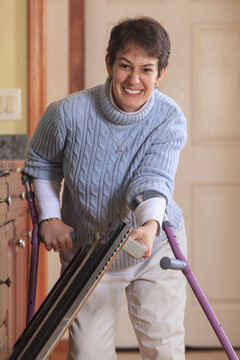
[0,163,29,359]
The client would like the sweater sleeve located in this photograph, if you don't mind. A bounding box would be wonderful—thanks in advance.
[126,106,187,208]
[24,101,66,181]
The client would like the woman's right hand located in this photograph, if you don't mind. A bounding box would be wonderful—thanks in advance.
[39,218,74,252]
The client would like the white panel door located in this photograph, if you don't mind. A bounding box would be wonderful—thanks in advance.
[85,0,240,347]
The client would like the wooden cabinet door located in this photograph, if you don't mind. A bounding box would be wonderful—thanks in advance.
[0,165,30,355]
[0,221,15,351]
[0,226,8,326]
[13,212,29,340]
[0,225,9,359]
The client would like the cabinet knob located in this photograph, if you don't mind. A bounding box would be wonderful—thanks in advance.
[0,196,11,205]
[20,191,25,200]
[0,277,11,287]
[16,239,26,248]
[22,231,32,238]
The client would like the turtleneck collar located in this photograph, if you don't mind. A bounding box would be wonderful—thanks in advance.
[99,76,155,125]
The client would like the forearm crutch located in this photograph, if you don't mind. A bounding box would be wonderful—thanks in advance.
[160,214,239,360]
[21,172,40,325]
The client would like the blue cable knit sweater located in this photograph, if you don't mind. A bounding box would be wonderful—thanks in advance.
[24,77,187,268]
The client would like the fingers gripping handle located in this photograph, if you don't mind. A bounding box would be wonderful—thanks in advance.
[160,257,187,271]
[40,232,76,246]
[122,236,145,259]
[70,232,78,250]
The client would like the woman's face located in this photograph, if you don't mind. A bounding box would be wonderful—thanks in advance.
[106,44,166,113]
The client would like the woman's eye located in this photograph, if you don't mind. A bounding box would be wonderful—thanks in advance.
[120,64,130,70]
[143,68,152,73]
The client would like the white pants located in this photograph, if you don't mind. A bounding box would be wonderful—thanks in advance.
[66,219,187,360]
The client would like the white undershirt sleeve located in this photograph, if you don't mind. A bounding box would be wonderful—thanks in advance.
[134,197,166,236]
[33,179,62,222]
[33,179,166,233]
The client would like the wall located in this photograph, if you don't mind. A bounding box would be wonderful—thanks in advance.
[47,0,69,105]
[0,0,28,135]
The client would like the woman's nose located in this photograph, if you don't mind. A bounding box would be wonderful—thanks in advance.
[128,70,140,84]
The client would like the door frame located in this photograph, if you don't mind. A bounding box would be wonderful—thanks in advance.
[27,0,84,306]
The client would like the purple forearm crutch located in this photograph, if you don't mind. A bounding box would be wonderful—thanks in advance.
[160,214,239,360]
[21,172,40,325]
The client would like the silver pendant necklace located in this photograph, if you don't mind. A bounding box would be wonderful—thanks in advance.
[107,122,139,153]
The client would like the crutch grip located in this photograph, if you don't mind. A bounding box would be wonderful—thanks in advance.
[160,257,187,270]
[70,232,76,243]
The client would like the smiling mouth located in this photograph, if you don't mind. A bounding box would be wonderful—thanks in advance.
[123,87,142,95]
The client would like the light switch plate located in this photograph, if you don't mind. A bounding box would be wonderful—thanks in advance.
[0,88,21,120]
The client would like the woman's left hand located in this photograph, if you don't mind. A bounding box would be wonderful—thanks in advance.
[130,220,158,258]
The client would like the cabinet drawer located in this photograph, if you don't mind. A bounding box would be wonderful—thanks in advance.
[0,179,8,223]
[8,172,24,197]
[0,171,27,222]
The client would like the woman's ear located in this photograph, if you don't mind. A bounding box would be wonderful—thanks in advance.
[155,67,167,86]
[105,55,113,77]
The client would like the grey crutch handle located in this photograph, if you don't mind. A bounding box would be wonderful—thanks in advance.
[160,256,187,270]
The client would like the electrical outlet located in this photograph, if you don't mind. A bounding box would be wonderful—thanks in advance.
[0,89,21,120]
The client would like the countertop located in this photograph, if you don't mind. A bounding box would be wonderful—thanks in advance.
[0,134,28,160]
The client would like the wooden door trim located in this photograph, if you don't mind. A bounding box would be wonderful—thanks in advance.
[28,0,84,132]
[27,0,84,308]
[69,0,84,92]
[27,0,47,308]
[28,0,47,138]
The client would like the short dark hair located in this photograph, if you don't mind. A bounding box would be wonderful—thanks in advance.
[106,17,171,76]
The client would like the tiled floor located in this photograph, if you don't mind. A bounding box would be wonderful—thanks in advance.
[50,347,240,359]
[117,349,240,360]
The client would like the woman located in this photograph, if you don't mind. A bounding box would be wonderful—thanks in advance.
[24,17,187,360]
